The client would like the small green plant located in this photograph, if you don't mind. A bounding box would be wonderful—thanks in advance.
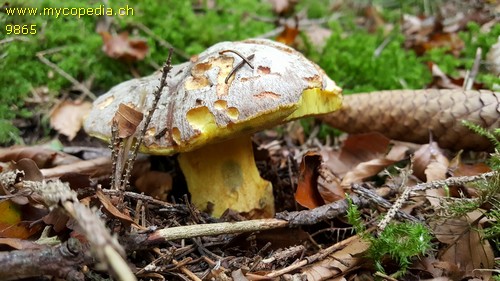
[458,121,500,253]
[318,24,432,94]
[368,222,433,277]
[346,196,433,277]
[346,195,367,235]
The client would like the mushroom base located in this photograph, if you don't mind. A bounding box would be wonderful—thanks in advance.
[178,135,275,218]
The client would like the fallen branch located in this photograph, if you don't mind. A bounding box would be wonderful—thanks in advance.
[36,48,96,100]
[0,238,90,281]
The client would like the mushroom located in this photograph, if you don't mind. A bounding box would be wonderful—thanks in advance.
[84,39,342,218]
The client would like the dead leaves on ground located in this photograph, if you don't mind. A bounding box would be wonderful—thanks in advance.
[294,131,495,280]
[49,99,92,140]
[0,145,168,241]
[296,133,407,209]
[100,31,149,62]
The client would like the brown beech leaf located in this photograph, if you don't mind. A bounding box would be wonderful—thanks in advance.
[134,171,173,201]
[449,153,491,177]
[113,103,144,138]
[11,158,43,182]
[413,142,449,207]
[100,31,149,62]
[50,99,92,140]
[0,200,45,239]
[302,236,371,280]
[0,237,44,250]
[420,32,464,56]
[267,0,298,15]
[95,190,143,229]
[302,24,332,51]
[317,164,344,204]
[42,208,70,233]
[427,62,484,90]
[323,133,408,188]
[413,141,448,182]
[363,5,386,33]
[276,23,299,46]
[295,151,325,209]
[430,211,494,280]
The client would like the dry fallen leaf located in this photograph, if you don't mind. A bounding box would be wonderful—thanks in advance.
[302,24,332,51]
[0,200,44,239]
[50,99,92,140]
[413,142,450,208]
[0,237,44,250]
[317,164,344,204]
[302,235,371,280]
[113,103,144,138]
[323,133,408,188]
[134,170,173,201]
[267,0,298,15]
[276,22,299,46]
[0,146,83,168]
[430,211,494,280]
[96,190,143,229]
[449,153,491,177]
[295,152,325,209]
[100,31,149,62]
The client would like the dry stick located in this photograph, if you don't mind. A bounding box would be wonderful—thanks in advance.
[351,184,420,223]
[153,219,289,241]
[377,162,413,231]
[411,171,496,191]
[0,238,88,281]
[36,48,96,100]
[464,47,482,90]
[121,51,173,189]
[0,36,30,44]
[265,234,362,278]
[172,259,202,281]
[21,180,136,281]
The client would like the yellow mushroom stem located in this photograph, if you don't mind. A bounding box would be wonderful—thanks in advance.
[177,135,274,218]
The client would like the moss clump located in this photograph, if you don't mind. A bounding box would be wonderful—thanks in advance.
[316,23,431,93]
[369,222,433,277]
[1,0,274,144]
[347,197,433,277]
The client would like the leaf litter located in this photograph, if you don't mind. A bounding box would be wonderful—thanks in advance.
[2,1,500,280]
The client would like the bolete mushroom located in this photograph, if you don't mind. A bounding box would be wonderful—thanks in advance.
[84,39,342,217]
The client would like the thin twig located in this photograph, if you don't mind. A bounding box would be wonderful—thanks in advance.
[0,36,30,44]
[36,48,96,100]
[224,54,255,84]
[411,171,496,191]
[131,23,190,60]
[265,234,363,278]
[153,219,288,241]
[219,50,255,69]
[121,50,173,189]
[463,47,482,90]
[377,161,414,231]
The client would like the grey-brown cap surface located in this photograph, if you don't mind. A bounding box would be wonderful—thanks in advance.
[84,38,342,155]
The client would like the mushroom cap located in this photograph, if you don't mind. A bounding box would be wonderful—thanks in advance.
[84,39,342,154]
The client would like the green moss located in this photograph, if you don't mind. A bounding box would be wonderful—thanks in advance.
[1,0,274,144]
[316,23,431,93]
[369,222,433,276]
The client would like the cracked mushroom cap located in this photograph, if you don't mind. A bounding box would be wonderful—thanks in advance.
[84,39,342,154]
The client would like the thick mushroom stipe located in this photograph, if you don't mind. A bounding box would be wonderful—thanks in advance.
[178,135,274,217]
